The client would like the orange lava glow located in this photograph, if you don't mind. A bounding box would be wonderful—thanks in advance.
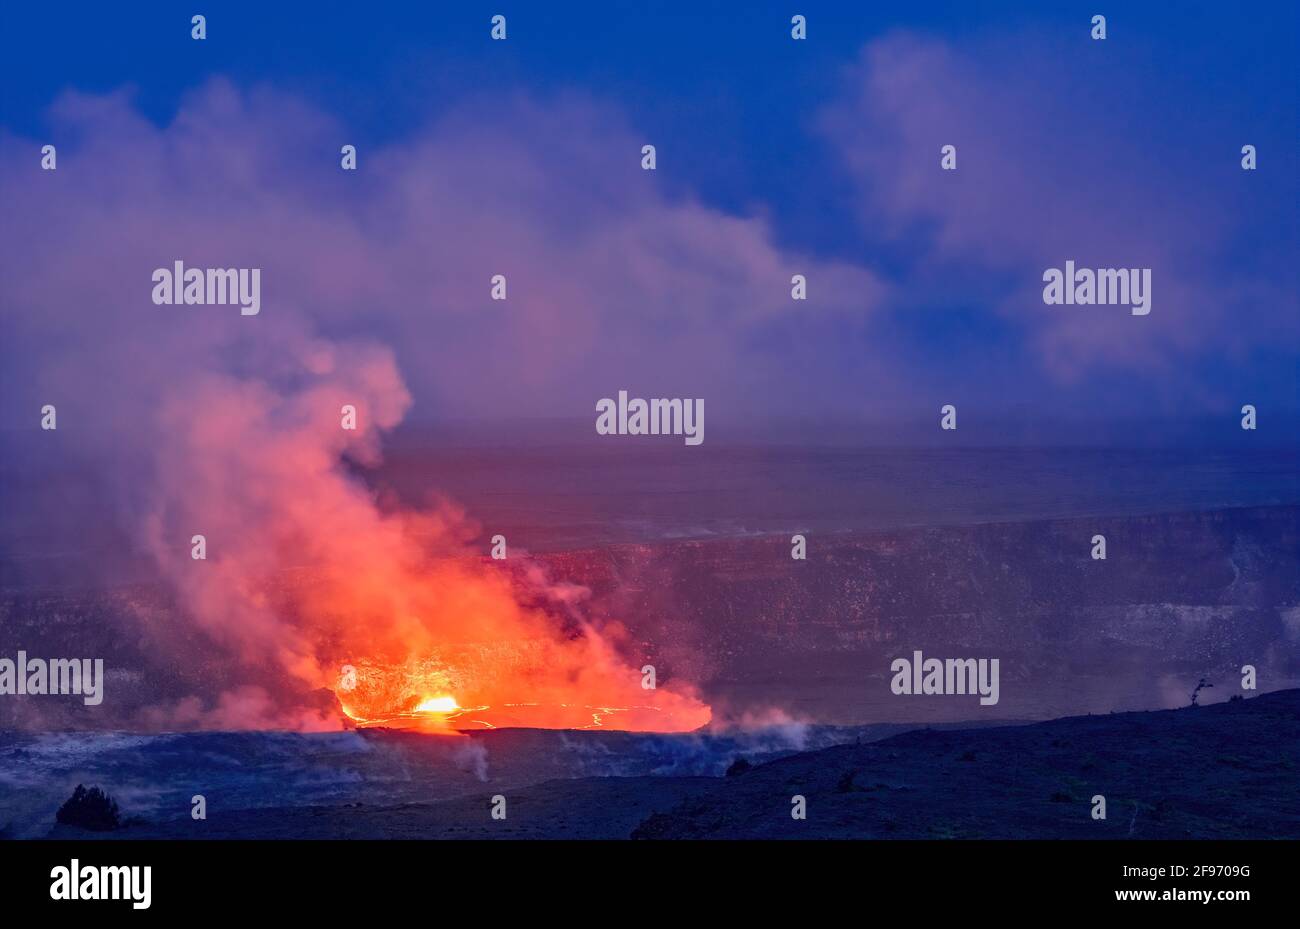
[334,651,712,734]
[413,695,460,713]
[340,698,707,732]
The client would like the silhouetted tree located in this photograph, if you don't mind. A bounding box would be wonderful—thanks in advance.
[1190,678,1214,706]
[56,784,121,831]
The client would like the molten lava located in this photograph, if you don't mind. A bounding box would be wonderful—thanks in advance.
[414,695,459,713]
[335,651,711,734]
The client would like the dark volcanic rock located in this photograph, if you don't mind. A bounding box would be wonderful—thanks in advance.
[537,505,1300,724]
[58,689,1300,840]
[629,689,1300,839]
[725,757,752,777]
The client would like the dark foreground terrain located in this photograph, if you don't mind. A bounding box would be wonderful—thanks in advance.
[41,688,1300,840]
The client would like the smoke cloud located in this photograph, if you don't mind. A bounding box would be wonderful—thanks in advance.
[0,83,772,730]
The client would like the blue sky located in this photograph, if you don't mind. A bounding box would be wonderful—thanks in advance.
[1,1,1296,440]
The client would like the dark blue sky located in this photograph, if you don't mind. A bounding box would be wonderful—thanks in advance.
[1,2,1296,441]
[5,2,1294,243]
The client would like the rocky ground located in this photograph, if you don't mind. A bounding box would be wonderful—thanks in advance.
[46,688,1300,840]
